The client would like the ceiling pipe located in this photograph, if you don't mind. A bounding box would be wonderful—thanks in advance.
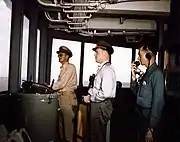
[37,0,73,8]
[37,0,160,9]
[68,26,87,30]
[59,2,100,7]
[63,9,98,13]
[49,24,155,36]
[67,14,92,19]
[67,22,87,25]
[37,0,103,8]
[77,29,155,36]
[45,12,70,23]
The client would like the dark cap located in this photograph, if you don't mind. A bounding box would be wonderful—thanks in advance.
[56,46,73,57]
[92,41,114,55]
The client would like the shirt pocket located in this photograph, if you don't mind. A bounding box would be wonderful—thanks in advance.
[138,83,152,108]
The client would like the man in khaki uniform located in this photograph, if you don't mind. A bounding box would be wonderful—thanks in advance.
[52,46,78,142]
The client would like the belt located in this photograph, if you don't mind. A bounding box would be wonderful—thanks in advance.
[58,90,74,93]
[91,98,114,103]
[58,91,75,96]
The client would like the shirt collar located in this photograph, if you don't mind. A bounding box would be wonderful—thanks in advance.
[98,60,109,68]
[60,62,69,69]
[147,62,157,73]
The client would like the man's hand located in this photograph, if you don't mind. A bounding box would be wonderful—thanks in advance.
[131,62,137,81]
[46,84,51,88]
[44,82,51,87]
[145,128,153,142]
[83,95,90,103]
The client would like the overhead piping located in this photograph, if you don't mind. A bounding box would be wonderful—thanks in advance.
[37,0,159,8]
[63,9,98,13]
[41,0,159,33]
[67,22,86,25]
[67,14,92,19]
[58,2,100,6]
[68,26,88,30]
[45,12,70,23]
[37,0,73,8]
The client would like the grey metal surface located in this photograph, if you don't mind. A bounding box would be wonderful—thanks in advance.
[21,93,59,142]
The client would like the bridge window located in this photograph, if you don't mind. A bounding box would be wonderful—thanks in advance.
[0,0,11,91]
[112,46,132,88]
[51,39,81,84]
[83,43,98,86]
[36,29,40,82]
[21,16,29,82]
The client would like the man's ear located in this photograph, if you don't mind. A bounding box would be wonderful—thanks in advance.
[104,50,109,56]
[145,53,152,60]
[65,54,70,60]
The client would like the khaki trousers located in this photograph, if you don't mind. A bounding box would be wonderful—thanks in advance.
[58,91,77,142]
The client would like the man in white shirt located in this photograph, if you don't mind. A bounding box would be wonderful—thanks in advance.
[83,41,116,142]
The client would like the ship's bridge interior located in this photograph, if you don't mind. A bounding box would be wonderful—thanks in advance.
[0,0,180,141]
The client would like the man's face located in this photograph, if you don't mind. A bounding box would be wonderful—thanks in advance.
[58,52,69,63]
[138,47,147,65]
[94,48,105,63]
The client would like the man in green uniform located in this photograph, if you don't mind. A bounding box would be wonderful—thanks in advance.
[131,43,165,142]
